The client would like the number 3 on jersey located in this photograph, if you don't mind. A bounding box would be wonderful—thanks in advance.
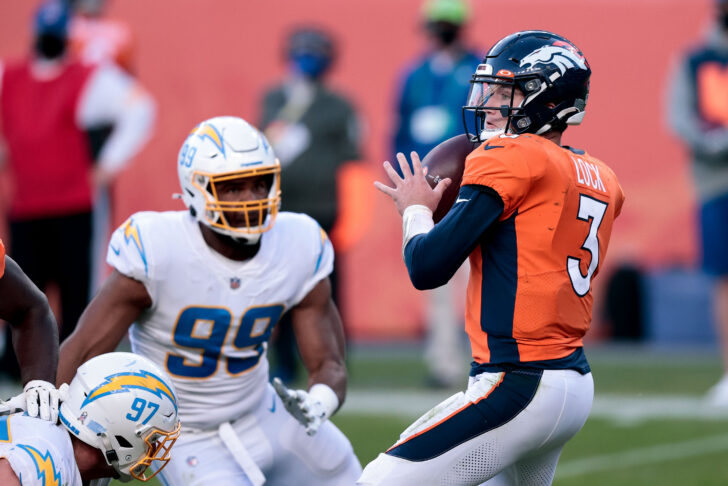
[567,194,608,297]
[166,304,285,379]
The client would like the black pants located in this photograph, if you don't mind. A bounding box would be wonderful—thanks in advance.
[1,212,92,378]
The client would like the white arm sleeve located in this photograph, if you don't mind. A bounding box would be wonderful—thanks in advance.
[401,204,434,258]
[76,63,156,173]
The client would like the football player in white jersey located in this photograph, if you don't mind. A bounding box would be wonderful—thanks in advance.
[57,116,362,485]
[0,352,181,486]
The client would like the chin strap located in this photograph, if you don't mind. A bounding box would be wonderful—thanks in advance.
[97,432,129,481]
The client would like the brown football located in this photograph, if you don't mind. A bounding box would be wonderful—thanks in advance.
[422,134,477,222]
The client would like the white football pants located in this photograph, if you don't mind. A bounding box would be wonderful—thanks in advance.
[156,383,362,486]
[358,369,593,486]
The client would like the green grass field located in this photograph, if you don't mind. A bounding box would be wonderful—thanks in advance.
[114,344,728,485]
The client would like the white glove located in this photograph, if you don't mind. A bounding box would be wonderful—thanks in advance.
[24,380,62,422]
[0,394,26,416]
[272,378,339,436]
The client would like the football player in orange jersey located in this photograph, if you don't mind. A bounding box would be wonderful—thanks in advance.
[0,240,62,422]
[359,30,625,486]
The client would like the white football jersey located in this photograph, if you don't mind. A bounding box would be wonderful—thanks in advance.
[0,413,109,486]
[107,210,334,430]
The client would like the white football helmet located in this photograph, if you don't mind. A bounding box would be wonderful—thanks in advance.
[59,352,181,482]
[177,116,281,244]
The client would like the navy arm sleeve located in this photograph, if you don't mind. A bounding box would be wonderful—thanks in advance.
[404,185,504,290]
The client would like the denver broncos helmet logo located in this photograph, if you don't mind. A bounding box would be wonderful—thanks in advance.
[82,371,177,411]
[190,123,226,158]
[520,44,587,75]
[18,445,61,486]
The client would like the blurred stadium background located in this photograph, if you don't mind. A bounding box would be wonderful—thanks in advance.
[2,0,728,484]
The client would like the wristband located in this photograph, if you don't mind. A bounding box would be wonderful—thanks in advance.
[309,384,339,419]
[402,205,434,257]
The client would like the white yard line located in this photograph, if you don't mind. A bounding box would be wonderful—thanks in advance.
[556,433,728,478]
[343,390,728,422]
[342,390,728,478]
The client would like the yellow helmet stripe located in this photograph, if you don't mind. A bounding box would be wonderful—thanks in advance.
[83,371,177,411]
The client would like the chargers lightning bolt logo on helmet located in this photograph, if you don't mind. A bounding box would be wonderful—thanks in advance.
[18,445,61,486]
[82,371,178,411]
[190,123,226,158]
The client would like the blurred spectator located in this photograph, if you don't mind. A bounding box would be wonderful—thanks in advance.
[68,0,135,73]
[68,0,139,292]
[0,0,154,378]
[392,0,480,388]
[259,26,361,381]
[667,0,728,405]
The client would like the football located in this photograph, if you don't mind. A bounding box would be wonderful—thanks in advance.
[421,134,477,222]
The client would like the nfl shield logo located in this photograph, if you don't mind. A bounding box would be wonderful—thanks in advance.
[230,277,241,289]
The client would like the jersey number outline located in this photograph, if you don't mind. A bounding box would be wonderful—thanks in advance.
[567,194,608,297]
[166,304,285,379]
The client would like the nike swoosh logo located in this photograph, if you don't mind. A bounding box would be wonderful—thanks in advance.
[455,198,470,203]
[269,393,276,413]
[482,145,504,150]
[110,245,121,255]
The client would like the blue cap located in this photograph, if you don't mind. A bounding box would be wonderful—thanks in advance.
[34,0,70,37]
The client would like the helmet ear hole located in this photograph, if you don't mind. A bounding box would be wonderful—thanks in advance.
[116,435,133,448]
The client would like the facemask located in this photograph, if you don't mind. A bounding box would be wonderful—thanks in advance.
[427,22,461,47]
[291,53,330,80]
[34,33,66,59]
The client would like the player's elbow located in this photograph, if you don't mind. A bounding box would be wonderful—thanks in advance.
[9,289,54,332]
[407,264,450,290]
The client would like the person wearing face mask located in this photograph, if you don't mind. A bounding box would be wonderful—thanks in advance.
[392,0,481,390]
[0,0,155,380]
[259,27,361,383]
[667,0,728,406]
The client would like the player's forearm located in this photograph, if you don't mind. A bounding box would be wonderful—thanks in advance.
[404,186,502,290]
[56,315,127,386]
[57,333,92,386]
[12,305,58,385]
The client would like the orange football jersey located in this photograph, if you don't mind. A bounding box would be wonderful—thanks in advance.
[0,239,5,279]
[461,134,624,365]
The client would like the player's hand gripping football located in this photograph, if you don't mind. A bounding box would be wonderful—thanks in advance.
[272,378,329,436]
[0,382,69,423]
[374,151,452,216]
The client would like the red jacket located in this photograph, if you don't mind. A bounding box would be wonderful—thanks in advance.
[1,58,95,219]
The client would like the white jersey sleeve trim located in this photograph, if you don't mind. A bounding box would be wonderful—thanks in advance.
[290,220,334,306]
[106,212,158,305]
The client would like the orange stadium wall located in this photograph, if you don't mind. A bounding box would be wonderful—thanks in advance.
[0,0,711,340]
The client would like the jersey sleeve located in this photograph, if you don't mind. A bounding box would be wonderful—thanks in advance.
[0,239,5,279]
[107,213,158,303]
[290,217,335,306]
[461,136,545,219]
[0,419,76,486]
